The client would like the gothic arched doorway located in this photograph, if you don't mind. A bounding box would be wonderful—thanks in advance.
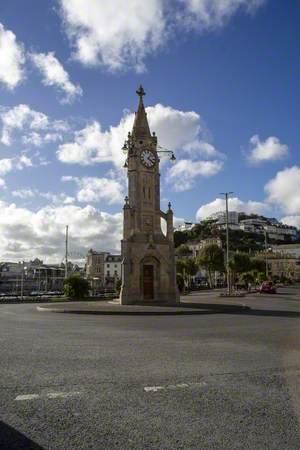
[143,265,154,300]
[141,256,160,301]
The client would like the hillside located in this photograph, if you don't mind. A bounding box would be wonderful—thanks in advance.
[174,214,299,253]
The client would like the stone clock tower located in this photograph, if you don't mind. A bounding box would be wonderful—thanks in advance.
[120,86,179,305]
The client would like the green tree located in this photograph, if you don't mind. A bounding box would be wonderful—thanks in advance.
[115,279,122,295]
[257,272,266,283]
[239,271,255,289]
[250,257,266,273]
[174,230,189,248]
[184,258,198,289]
[230,253,251,274]
[176,244,192,258]
[176,273,185,293]
[196,244,224,288]
[63,274,89,299]
[229,253,251,288]
[176,259,197,291]
[176,259,186,275]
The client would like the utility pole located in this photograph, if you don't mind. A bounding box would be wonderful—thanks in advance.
[65,225,69,279]
[220,192,233,294]
[38,267,41,295]
[264,229,269,279]
[21,264,24,300]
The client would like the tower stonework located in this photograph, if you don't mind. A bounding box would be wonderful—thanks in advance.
[120,86,179,305]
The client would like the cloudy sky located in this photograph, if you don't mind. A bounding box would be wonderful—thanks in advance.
[0,0,299,263]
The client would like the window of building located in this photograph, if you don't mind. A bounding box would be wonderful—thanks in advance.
[107,264,110,268]
[107,271,110,276]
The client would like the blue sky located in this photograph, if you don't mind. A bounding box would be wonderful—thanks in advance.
[0,0,299,262]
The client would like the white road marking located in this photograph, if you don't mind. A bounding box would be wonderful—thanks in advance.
[144,386,165,393]
[144,381,207,393]
[15,391,82,401]
[15,394,40,401]
[47,391,81,399]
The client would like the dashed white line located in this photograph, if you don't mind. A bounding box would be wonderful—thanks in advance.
[144,381,207,393]
[144,386,165,393]
[15,391,82,401]
[47,391,81,399]
[15,394,40,401]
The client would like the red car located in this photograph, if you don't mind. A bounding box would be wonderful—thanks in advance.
[259,281,277,294]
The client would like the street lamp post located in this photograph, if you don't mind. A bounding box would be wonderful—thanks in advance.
[21,267,24,301]
[65,225,69,279]
[220,192,233,294]
[264,229,269,279]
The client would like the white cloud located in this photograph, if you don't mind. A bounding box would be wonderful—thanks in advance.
[11,188,36,199]
[22,131,63,146]
[57,103,223,171]
[0,155,32,177]
[196,196,269,221]
[30,52,83,103]
[182,0,266,28]
[0,23,25,89]
[62,176,124,204]
[166,159,223,191]
[281,216,300,229]
[58,0,264,72]
[58,0,165,72]
[57,121,118,166]
[11,188,75,205]
[0,104,68,146]
[265,166,300,215]
[0,201,122,262]
[39,192,75,205]
[248,135,289,164]
[173,216,186,228]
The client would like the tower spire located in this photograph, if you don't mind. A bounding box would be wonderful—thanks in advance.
[132,85,151,138]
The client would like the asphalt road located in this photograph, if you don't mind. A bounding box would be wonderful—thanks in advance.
[1,286,300,449]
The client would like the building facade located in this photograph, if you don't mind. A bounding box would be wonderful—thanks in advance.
[104,255,122,287]
[186,237,222,259]
[86,250,108,280]
[0,259,66,294]
[86,250,122,292]
[175,222,196,232]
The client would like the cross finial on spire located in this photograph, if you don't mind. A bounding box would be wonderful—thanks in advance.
[136,85,146,99]
[132,85,151,138]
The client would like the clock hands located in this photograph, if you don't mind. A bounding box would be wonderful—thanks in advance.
[141,150,155,167]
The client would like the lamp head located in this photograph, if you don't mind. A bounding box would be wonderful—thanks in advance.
[170,152,176,163]
[122,142,128,154]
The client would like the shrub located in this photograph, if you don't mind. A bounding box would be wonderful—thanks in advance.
[176,273,185,293]
[115,279,122,295]
[63,274,89,299]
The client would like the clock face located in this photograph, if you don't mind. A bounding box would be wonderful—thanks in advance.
[141,149,156,168]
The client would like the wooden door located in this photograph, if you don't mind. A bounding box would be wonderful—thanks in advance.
[143,265,154,300]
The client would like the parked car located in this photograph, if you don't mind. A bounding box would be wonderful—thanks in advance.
[30,291,40,296]
[259,281,277,294]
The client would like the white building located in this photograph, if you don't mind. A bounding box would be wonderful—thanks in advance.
[208,211,239,225]
[272,244,300,258]
[175,222,196,232]
[104,255,122,280]
[186,237,222,259]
